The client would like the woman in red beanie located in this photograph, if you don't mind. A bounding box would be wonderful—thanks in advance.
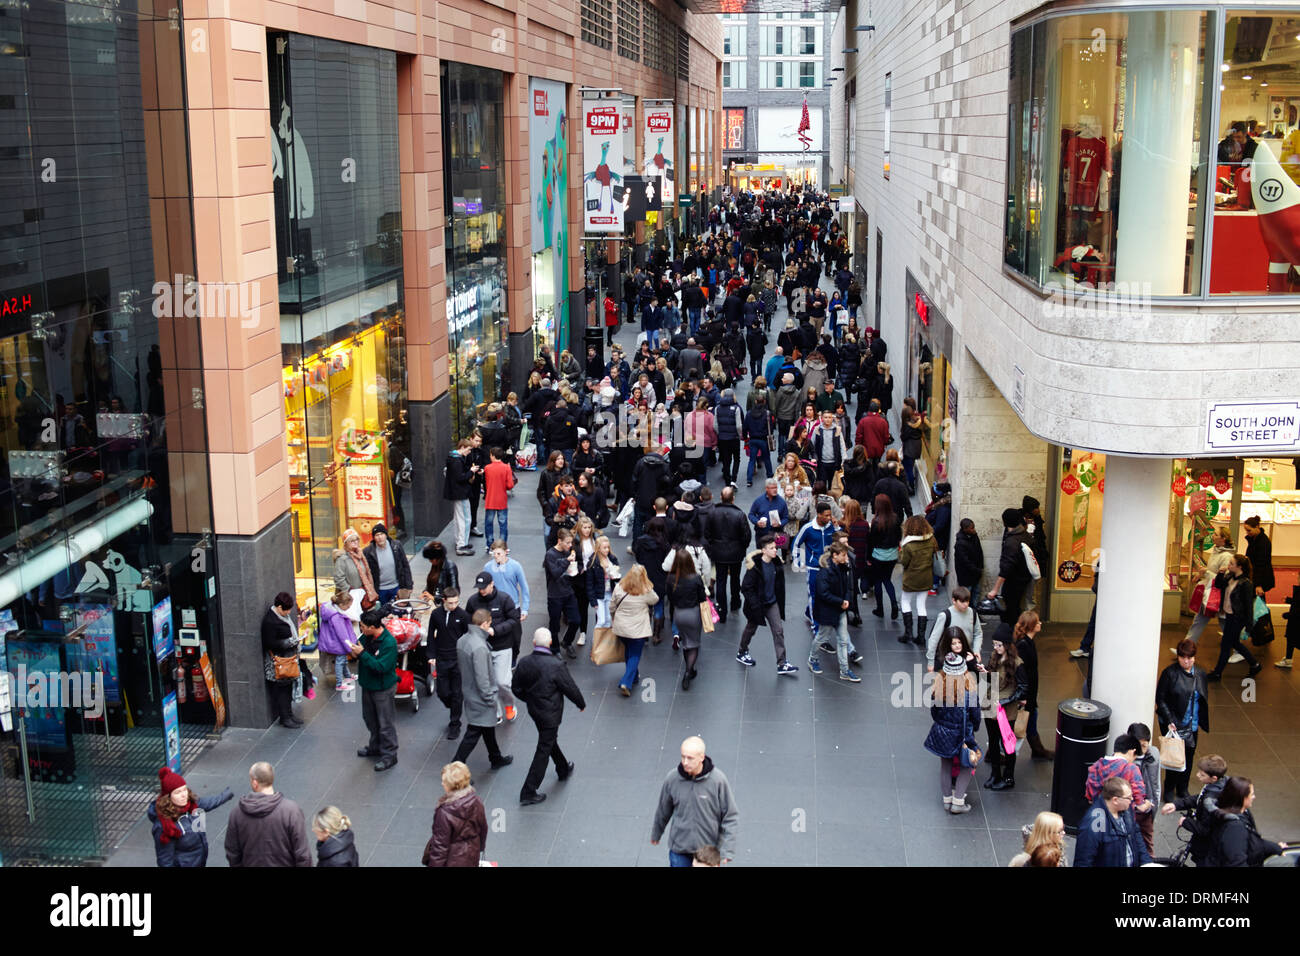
[147,767,233,867]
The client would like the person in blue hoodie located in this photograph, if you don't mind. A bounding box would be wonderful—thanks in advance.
[1074,776,1153,867]
[148,767,234,867]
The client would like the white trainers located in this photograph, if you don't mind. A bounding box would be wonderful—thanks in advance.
[1228,651,1245,664]
[1275,659,1293,669]
[576,632,586,646]
[1069,648,1090,658]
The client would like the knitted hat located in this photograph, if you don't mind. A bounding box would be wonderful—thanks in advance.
[1022,496,1040,512]
[942,653,968,677]
[1002,507,1024,528]
[158,766,187,796]
[371,523,387,537]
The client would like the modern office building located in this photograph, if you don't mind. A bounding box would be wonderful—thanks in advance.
[828,0,1300,740]
[720,9,834,189]
[0,0,721,862]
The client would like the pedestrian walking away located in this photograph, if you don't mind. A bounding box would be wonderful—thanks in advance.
[224,762,312,867]
[452,609,515,770]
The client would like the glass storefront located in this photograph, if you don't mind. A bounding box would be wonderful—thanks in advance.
[269,34,407,612]
[442,62,508,439]
[1,0,220,863]
[905,273,954,486]
[1005,11,1214,295]
[1051,450,1298,621]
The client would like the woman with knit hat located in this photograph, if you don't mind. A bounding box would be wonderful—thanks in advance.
[923,632,984,815]
[147,767,233,867]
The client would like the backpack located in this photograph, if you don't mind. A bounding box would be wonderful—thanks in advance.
[1021,541,1042,580]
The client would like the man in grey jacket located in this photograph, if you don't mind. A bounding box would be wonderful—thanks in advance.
[650,736,738,866]
[224,761,312,867]
[451,610,514,770]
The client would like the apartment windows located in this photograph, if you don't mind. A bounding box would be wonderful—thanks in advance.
[617,0,640,61]
[761,61,787,89]
[723,61,747,89]
[800,26,816,55]
[799,62,816,87]
[723,24,745,56]
[761,26,785,55]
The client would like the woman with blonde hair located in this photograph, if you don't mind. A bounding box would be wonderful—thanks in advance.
[610,563,659,696]
[778,451,813,542]
[333,528,378,608]
[572,515,599,645]
[1010,811,1067,866]
[422,762,487,867]
[587,535,622,632]
[312,805,359,867]
[656,355,675,396]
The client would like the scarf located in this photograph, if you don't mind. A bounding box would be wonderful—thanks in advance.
[155,792,198,844]
[347,547,378,601]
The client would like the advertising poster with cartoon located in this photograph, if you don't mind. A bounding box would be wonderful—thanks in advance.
[643,101,674,214]
[583,96,624,232]
[529,77,570,351]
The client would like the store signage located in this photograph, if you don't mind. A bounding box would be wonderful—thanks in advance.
[199,650,226,728]
[914,292,929,326]
[1,293,33,317]
[643,104,675,210]
[1197,471,1213,487]
[345,463,386,520]
[533,88,549,117]
[1172,475,1187,497]
[583,98,624,232]
[1205,401,1300,452]
[445,283,502,335]
[162,690,180,773]
[1057,560,1082,583]
[1215,478,1230,495]
[1060,473,1081,495]
[1098,477,1104,494]
[724,109,745,151]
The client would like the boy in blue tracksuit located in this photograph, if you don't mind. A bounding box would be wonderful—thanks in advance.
[792,503,836,671]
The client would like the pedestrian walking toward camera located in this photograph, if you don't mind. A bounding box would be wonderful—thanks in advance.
[512,629,586,805]
[811,541,863,681]
[429,587,469,739]
[354,608,399,772]
[452,609,514,770]
[1074,777,1152,868]
[737,536,799,676]
[1155,638,1210,799]
[982,626,1027,791]
[312,806,359,867]
[224,762,312,867]
[422,761,488,868]
[466,570,522,724]
[650,736,738,866]
[148,767,233,867]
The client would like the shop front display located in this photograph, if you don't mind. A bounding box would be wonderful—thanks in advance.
[270,33,407,613]
[905,271,954,488]
[443,63,509,439]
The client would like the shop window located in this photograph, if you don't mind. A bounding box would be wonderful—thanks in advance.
[1054,449,1108,590]
[1211,12,1300,294]
[883,72,891,179]
[1004,12,1213,295]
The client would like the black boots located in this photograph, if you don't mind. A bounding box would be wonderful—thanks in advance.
[990,754,1016,790]
[914,615,928,646]
[891,600,900,620]
[983,754,1003,789]
[899,612,913,644]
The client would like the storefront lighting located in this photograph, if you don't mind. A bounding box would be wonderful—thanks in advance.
[1261,82,1269,87]
[1220,62,1230,72]
[1243,74,1253,80]
[1221,84,1226,91]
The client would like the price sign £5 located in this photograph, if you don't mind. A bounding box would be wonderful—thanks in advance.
[345,463,386,520]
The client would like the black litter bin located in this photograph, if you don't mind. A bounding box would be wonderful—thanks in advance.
[1050,697,1112,833]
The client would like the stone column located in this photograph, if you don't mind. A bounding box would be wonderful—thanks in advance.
[1090,455,1172,741]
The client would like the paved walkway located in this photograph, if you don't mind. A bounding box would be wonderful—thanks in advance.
[106,265,1300,867]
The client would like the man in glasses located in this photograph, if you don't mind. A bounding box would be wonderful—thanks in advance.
[1074,776,1153,868]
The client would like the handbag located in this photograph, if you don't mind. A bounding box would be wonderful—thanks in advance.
[589,626,624,665]
[271,652,300,682]
[700,600,716,633]
[1157,731,1187,772]
[932,549,947,578]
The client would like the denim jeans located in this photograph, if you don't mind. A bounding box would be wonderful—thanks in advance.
[485,508,508,547]
[1186,611,1221,643]
[619,637,645,690]
[453,499,471,548]
[1211,617,1257,674]
[333,653,352,683]
[669,850,693,867]
[688,307,701,333]
[817,611,855,673]
[378,587,399,607]
[746,438,772,483]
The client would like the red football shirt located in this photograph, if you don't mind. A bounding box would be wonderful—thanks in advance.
[1064,135,1111,209]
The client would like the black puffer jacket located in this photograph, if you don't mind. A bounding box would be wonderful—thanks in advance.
[317,828,360,867]
[1203,808,1282,867]
[632,454,671,510]
[707,503,752,565]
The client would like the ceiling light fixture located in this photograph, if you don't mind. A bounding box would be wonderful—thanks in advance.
[1221,62,1230,72]
[1243,73,1253,80]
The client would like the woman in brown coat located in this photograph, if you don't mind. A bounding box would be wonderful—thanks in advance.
[423,761,488,867]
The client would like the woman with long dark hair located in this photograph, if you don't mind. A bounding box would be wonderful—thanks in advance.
[983,626,1028,791]
[421,540,459,607]
[867,493,902,620]
[668,550,709,691]
[1207,553,1262,680]
[1203,776,1285,866]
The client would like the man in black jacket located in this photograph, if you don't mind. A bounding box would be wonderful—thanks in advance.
[1021,495,1049,611]
[871,461,912,520]
[987,508,1036,626]
[544,529,582,658]
[444,439,477,555]
[631,451,671,540]
[707,486,752,622]
[737,538,798,675]
[428,588,470,738]
[1243,516,1275,598]
[363,524,413,606]
[512,629,586,805]
[543,399,579,469]
[466,571,522,724]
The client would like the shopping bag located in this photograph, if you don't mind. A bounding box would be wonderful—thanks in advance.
[1189,582,1207,615]
[1013,708,1029,739]
[589,627,624,666]
[995,705,1018,754]
[705,598,721,624]
[700,601,716,634]
[1253,596,1270,621]
[615,499,636,537]
[515,442,538,470]
[1157,732,1186,772]
[932,550,947,578]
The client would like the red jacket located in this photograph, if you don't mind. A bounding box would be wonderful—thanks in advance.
[856,413,891,460]
[483,460,515,510]
[604,296,619,327]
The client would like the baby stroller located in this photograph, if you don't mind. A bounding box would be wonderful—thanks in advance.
[386,598,434,712]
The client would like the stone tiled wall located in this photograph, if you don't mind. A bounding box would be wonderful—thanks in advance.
[846,0,1300,458]
[181,0,722,537]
